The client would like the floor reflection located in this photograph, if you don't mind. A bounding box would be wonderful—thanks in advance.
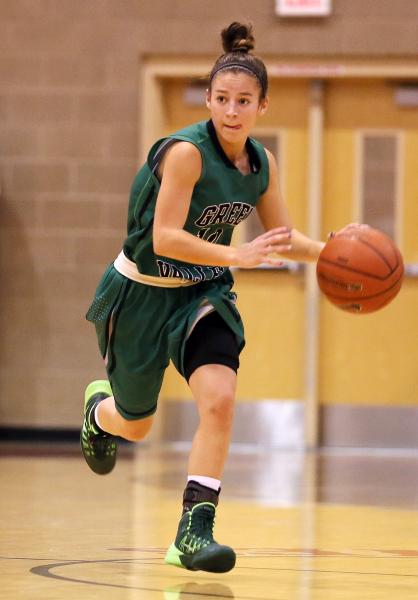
[163,581,234,599]
[135,444,418,509]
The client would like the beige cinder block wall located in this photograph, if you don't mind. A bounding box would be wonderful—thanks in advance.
[1,0,418,427]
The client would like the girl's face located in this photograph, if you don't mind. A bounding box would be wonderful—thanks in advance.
[206,71,268,145]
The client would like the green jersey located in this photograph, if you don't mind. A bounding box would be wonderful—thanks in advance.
[123,120,269,283]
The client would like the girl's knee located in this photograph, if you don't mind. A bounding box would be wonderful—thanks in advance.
[202,388,235,426]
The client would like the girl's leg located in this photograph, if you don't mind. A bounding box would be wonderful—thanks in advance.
[96,396,154,441]
[81,381,153,476]
[187,363,236,479]
[165,362,237,573]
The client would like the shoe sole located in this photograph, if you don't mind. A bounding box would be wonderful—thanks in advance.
[80,423,117,475]
[81,379,116,475]
[165,543,236,573]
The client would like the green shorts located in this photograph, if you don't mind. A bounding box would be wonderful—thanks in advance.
[86,265,245,420]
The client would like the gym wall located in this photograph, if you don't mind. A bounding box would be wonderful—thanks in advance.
[0,0,417,442]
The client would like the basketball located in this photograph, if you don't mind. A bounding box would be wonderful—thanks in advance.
[316,225,404,313]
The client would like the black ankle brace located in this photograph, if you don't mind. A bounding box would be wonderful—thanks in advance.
[182,480,220,514]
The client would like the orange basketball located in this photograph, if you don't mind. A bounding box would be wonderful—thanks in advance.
[316,226,404,313]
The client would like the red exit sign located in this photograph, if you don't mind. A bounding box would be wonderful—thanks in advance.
[276,0,332,16]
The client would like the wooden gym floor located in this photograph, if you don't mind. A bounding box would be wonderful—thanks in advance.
[1,441,418,599]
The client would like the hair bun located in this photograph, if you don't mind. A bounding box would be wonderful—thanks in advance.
[221,22,255,54]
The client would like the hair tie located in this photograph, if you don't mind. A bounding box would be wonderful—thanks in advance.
[232,44,250,53]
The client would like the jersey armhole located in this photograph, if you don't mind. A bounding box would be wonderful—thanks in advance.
[259,145,270,196]
[150,136,205,184]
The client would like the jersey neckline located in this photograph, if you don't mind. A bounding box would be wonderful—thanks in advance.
[206,120,261,174]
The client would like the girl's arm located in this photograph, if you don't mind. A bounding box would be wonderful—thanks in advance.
[256,149,325,262]
[153,142,292,268]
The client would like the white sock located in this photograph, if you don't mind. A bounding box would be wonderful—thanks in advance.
[94,404,105,432]
[188,475,221,492]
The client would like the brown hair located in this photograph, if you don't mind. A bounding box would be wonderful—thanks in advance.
[209,22,268,99]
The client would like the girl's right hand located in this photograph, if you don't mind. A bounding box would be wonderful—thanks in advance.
[233,227,292,268]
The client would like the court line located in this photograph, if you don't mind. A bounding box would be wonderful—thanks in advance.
[236,565,418,578]
[2,554,417,580]
[29,558,271,599]
[2,554,417,596]
[109,546,418,559]
[30,557,418,584]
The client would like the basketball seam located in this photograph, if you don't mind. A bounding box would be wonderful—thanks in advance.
[317,257,401,281]
[356,237,397,273]
[319,274,403,301]
[327,233,400,276]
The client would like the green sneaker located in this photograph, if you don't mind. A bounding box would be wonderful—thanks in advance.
[165,502,236,573]
[80,380,117,475]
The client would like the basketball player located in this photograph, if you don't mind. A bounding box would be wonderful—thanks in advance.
[81,22,347,573]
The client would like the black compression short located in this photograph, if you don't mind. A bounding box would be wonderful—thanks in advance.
[183,310,240,382]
